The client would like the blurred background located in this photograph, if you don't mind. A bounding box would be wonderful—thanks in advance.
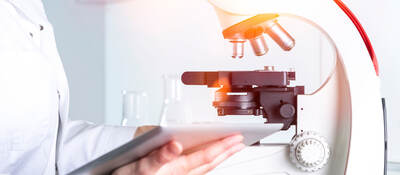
[42,0,399,173]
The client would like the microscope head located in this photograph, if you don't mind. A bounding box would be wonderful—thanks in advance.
[208,1,295,58]
[223,14,295,58]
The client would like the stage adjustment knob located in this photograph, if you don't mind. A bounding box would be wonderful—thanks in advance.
[279,103,295,118]
[289,131,330,172]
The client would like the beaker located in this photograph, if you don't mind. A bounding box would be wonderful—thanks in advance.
[121,90,148,126]
[159,74,192,126]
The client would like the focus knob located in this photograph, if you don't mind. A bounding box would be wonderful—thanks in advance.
[279,104,295,118]
[296,139,325,167]
[290,131,330,172]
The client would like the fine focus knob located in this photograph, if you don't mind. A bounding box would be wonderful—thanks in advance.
[290,131,330,172]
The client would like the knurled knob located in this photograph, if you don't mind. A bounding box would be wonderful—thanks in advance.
[296,139,325,167]
[289,131,330,172]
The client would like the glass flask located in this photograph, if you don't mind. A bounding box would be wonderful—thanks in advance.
[159,74,192,126]
[121,90,148,126]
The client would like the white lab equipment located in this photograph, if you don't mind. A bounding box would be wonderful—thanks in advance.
[188,0,385,174]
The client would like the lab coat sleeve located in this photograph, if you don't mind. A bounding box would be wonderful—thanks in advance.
[57,120,137,174]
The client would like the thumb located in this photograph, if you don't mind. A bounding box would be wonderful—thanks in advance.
[139,141,183,174]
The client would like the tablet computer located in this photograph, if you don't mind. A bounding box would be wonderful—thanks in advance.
[67,123,283,175]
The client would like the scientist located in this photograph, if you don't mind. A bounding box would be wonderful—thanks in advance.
[0,0,244,174]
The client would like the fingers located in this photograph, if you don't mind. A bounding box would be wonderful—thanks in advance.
[142,141,183,173]
[210,143,245,168]
[114,135,244,175]
[182,134,244,172]
[119,141,182,175]
[188,143,245,175]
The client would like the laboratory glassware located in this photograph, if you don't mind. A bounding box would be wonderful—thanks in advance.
[159,74,192,126]
[121,90,148,126]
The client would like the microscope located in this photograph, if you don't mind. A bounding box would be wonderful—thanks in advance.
[182,0,385,174]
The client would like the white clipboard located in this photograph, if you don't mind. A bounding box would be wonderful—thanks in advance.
[68,123,283,175]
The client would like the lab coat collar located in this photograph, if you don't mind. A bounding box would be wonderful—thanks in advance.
[6,0,48,25]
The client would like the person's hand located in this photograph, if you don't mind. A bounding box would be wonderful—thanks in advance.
[112,134,245,175]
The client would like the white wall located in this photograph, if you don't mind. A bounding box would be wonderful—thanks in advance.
[42,1,106,124]
[347,0,400,162]
[377,1,400,163]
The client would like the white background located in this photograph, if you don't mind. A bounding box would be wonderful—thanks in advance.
[42,0,400,163]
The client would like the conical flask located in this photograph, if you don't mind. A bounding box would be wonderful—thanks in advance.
[121,90,148,126]
[159,74,192,126]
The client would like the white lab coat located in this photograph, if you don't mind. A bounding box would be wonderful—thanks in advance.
[0,0,136,174]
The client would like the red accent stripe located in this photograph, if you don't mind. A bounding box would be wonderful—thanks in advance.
[334,0,379,76]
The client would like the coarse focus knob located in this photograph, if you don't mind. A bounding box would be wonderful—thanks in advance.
[289,131,330,172]
[296,139,325,167]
